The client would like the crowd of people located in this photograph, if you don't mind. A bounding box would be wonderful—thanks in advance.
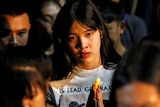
[0,0,160,107]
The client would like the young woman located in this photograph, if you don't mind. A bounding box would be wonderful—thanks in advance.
[47,0,121,106]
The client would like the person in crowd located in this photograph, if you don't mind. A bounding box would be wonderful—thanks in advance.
[93,0,148,49]
[46,0,121,106]
[109,41,160,107]
[27,0,66,58]
[112,0,153,31]
[0,46,53,107]
[94,0,129,57]
[0,0,30,52]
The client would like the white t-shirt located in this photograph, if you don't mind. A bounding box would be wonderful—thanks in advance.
[47,65,115,107]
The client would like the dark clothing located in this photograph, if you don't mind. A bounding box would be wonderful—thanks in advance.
[120,0,153,30]
[121,14,148,48]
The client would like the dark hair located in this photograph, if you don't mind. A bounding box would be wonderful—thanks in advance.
[94,0,125,23]
[0,0,29,16]
[109,41,160,107]
[0,66,45,107]
[52,0,120,79]
[0,46,53,80]
[0,46,53,106]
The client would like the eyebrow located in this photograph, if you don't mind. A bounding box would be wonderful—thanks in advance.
[17,28,28,32]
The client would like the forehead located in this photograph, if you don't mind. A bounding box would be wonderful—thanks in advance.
[116,82,160,106]
[41,2,61,15]
[69,21,91,32]
[1,13,30,30]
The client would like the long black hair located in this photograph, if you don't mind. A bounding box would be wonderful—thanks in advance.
[52,0,121,79]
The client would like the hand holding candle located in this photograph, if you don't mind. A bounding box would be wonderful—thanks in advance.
[94,77,103,89]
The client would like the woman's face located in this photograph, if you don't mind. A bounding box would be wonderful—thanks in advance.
[116,82,160,107]
[67,21,102,69]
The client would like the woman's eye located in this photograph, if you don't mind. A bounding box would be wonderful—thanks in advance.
[67,36,78,42]
[86,31,94,37]
[86,33,91,36]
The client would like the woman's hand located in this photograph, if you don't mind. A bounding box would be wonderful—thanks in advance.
[93,84,104,107]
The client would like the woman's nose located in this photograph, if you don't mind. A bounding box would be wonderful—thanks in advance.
[75,38,88,49]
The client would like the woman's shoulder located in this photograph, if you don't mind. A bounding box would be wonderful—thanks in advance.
[49,72,75,89]
[49,79,69,89]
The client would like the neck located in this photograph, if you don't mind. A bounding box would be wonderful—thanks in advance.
[77,56,102,70]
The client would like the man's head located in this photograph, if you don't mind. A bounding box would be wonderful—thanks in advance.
[0,0,30,51]
[95,0,125,43]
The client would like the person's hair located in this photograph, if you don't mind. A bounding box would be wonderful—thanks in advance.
[0,0,29,16]
[52,0,121,79]
[0,66,45,107]
[0,46,52,107]
[93,0,125,23]
[0,46,53,80]
[109,41,160,107]
[0,46,53,106]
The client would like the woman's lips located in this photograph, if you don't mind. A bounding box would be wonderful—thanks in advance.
[81,52,90,58]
